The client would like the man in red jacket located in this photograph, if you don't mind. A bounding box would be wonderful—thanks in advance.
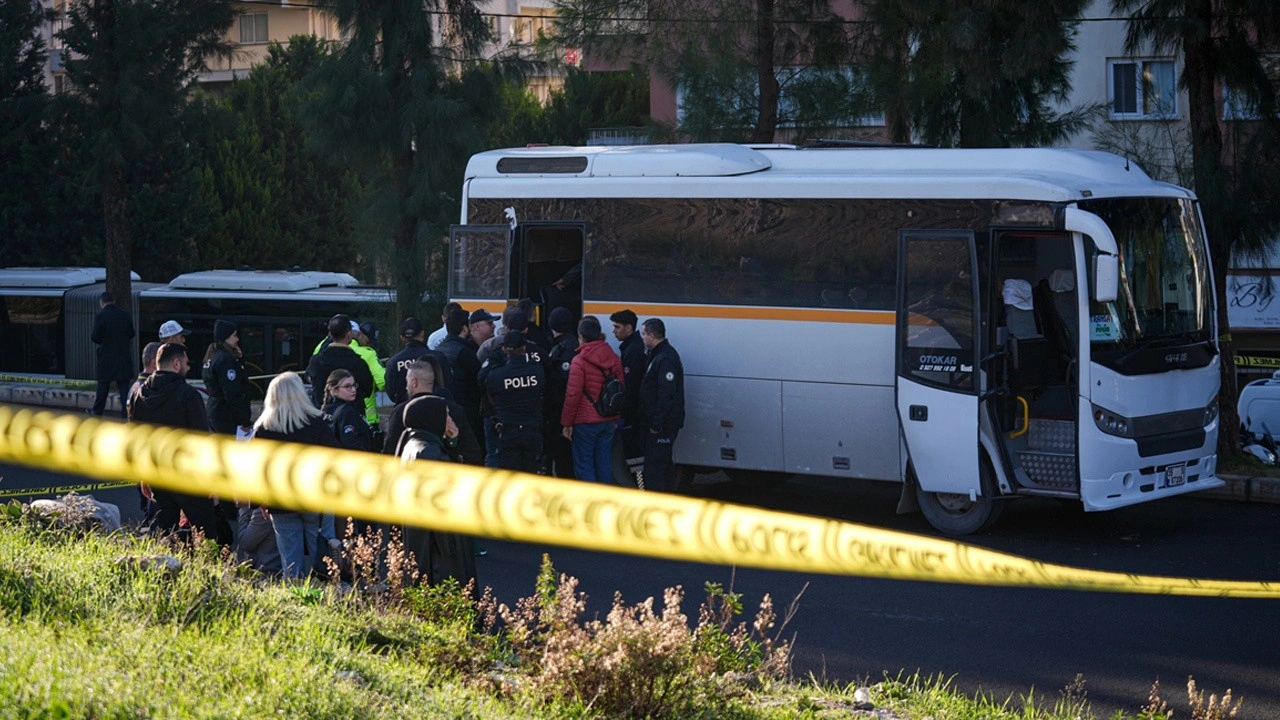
[560,317,624,482]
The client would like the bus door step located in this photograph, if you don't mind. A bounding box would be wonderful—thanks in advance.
[1027,418,1076,452]
[1017,450,1077,490]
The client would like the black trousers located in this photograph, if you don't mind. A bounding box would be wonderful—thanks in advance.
[402,526,478,596]
[496,426,542,474]
[93,378,132,417]
[643,432,678,492]
[150,488,222,544]
[543,429,573,478]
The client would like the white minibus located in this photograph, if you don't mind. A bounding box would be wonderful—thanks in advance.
[450,143,1222,534]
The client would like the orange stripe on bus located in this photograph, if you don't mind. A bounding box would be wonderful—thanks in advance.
[582,302,895,325]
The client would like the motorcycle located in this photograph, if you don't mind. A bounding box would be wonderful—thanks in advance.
[1241,422,1279,466]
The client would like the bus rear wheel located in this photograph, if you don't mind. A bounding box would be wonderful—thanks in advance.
[914,459,1002,536]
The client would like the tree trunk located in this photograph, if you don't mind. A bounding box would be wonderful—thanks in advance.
[1182,0,1239,457]
[751,0,778,143]
[102,165,132,313]
[392,149,424,323]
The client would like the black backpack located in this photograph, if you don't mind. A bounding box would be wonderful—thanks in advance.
[591,369,625,417]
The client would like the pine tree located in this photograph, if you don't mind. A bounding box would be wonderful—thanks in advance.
[57,0,234,305]
[0,0,80,265]
[552,0,852,142]
[304,0,491,321]
[192,37,367,275]
[1113,0,1280,456]
[857,0,1093,148]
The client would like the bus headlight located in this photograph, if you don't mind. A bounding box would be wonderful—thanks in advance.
[1204,395,1219,427]
[1092,404,1134,438]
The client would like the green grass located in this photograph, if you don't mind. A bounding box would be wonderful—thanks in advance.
[1219,450,1280,478]
[0,509,1231,720]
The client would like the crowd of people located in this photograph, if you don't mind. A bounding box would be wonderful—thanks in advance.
[89,294,686,585]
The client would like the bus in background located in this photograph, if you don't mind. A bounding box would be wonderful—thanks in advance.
[0,268,395,397]
[450,143,1221,535]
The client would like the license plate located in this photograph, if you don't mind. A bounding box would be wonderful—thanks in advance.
[1162,463,1186,488]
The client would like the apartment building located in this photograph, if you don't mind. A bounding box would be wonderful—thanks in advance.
[200,2,343,88]
[1055,2,1192,184]
[480,0,566,102]
[41,0,69,94]
[41,0,564,99]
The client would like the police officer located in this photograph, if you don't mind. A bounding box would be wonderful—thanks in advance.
[202,319,252,435]
[484,330,545,473]
[384,317,452,405]
[637,318,685,492]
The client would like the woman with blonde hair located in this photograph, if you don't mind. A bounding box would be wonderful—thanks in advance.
[253,372,339,579]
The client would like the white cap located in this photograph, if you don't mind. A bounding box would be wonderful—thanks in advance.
[158,320,186,339]
[350,320,361,334]
[1002,279,1034,311]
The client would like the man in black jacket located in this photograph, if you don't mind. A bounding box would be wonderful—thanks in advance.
[306,314,374,409]
[382,359,481,464]
[129,344,221,541]
[638,318,685,493]
[384,317,452,404]
[90,291,135,417]
[436,307,484,448]
[610,308,646,478]
[542,307,578,478]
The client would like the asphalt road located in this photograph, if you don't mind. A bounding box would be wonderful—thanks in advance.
[0,461,1276,718]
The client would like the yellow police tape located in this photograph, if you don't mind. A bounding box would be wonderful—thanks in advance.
[0,405,1276,599]
[0,373,98,390]
[0,481,134,500]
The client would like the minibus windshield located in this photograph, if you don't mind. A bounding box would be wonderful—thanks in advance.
[1082,197,1213,372]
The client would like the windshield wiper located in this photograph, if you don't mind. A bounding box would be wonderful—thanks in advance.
[1113,331,1212,367]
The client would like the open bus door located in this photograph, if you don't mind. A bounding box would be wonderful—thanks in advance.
[896,231,998,534]
[448,225,512,309]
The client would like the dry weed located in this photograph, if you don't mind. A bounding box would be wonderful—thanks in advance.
[1187,676,1241,720]
[494,555,792,719]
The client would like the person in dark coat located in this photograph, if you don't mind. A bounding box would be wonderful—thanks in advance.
[322,369,373,452]
[383,359,481,464]
[484,330,545,473]
[542,307,578,478]
[393,391,477,592]
[129,344,221,541]
[202,320,252,435]
[306,314,373,410]
[638,318,686,493]
[610,308,647,478]
[384,317,452,405]
[436,307,484,448]
[90,291,135,417]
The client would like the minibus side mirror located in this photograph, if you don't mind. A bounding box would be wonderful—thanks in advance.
[1093,254,1119,303]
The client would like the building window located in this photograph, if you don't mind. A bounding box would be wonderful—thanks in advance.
[1224,55,1280,120]
[239,13,268,44]
[1109,58,1177,119]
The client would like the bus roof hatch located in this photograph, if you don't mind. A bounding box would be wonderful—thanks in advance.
[168,270,361,292]
[591,144,771,177]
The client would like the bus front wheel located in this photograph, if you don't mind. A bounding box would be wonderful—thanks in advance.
[914,459,1002,536]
